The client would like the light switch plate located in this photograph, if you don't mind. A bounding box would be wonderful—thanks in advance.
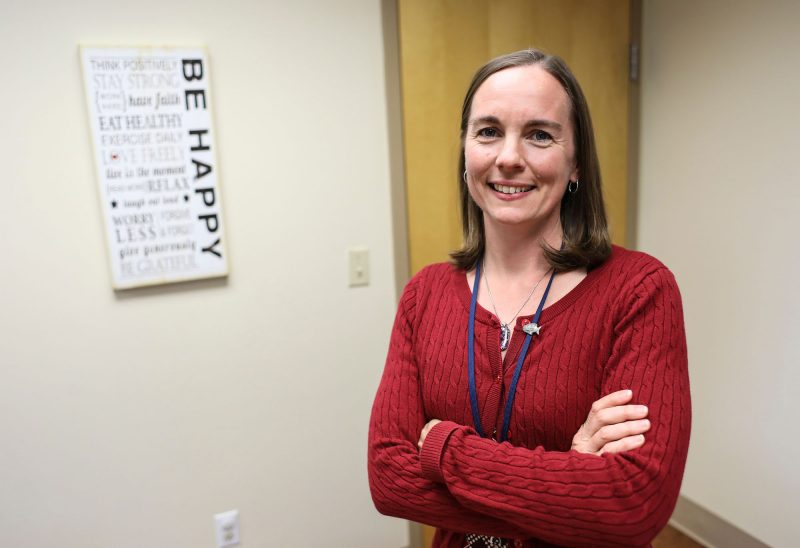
[348,247,370,287]
[213,509,240,548]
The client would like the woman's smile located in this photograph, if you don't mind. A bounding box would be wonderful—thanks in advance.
[488,180,536,199]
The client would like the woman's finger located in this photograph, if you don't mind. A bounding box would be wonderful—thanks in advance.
[585,390,632,427]
[587,390,634,417]
[593,419,651,446]
[418,419,441,449]
[593,404,649,429]
[598,434,646,456]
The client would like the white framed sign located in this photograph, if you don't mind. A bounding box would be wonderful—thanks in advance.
[81,46,228,289]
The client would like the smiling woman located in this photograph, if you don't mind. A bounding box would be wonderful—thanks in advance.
[368,49,691,548]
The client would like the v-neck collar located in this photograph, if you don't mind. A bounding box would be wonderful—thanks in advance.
[453,245,618,327]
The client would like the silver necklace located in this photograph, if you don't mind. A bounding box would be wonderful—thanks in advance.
[483,261,551,351]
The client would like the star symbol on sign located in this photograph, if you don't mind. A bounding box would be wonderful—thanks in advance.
[522,323,541,336]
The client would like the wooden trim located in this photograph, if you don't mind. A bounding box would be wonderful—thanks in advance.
[670,495,769,548]
[381,0,411,300]
[627,0,642,248]
[406,521,423,548]
[382,1,418,543]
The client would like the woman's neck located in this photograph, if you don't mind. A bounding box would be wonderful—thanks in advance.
[482,218,561,280]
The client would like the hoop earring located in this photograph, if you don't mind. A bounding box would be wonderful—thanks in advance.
[463,170,468,183]
[567,179,579,193]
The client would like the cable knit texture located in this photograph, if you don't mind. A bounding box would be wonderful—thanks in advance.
[368,246,691,547]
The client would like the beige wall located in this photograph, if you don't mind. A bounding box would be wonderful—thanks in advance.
[0,0,406,546]
[6,1,799,546]
[638,1,799,546]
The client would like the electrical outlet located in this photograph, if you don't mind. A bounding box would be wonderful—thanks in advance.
[213,510,240,548]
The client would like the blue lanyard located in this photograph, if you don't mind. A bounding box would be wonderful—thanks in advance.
[468,261,556,442]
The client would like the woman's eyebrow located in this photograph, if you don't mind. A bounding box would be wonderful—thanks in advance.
[470,115,563,131]
[470,115,501,126]
[524,119,563,131]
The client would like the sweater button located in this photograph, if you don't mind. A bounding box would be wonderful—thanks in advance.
[514,540,523,548]
[521,318,530,326]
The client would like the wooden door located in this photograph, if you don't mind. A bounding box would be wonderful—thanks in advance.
[398,0,635,277]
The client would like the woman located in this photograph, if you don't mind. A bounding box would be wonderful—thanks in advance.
[368,49,690,547]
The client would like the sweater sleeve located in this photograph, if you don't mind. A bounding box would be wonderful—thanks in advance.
[425,267,692,547]
[367,270,530,538]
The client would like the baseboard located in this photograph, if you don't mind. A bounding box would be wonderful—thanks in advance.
[669,495,769,548]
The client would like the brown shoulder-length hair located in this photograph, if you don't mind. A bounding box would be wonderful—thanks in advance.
[450,49,612,272]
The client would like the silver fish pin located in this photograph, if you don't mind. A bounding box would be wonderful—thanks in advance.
[522,323,541,336]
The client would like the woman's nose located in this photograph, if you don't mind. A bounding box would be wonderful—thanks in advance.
[495,138,523,171]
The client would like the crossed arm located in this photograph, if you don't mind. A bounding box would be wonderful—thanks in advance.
[420,389,651,456]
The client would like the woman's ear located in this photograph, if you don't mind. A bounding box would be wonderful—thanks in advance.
[570,165,579,183]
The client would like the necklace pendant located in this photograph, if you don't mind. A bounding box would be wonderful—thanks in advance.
[499,324,511,351]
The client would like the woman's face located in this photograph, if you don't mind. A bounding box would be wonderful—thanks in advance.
[464,65,578,233]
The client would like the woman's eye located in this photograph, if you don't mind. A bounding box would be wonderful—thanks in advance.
[476,127,498,139]
[529,130,553,144]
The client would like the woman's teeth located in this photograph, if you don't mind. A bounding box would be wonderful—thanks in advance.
[490,184,534,195]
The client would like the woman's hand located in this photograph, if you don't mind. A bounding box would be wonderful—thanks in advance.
[418,419,442,449]
[571,389,650,455]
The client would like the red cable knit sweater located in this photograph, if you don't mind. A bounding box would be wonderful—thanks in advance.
[368,246,691,547]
